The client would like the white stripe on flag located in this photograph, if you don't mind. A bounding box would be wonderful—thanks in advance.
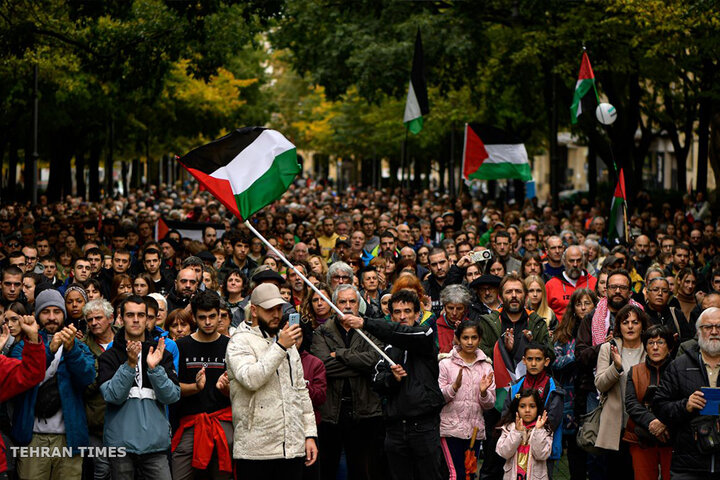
[483,144,530,165]
[575,79,584,117]
[404,81,421,123]
[208,130,295,194]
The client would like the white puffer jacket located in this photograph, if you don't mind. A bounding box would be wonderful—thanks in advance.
[226,323,317,460]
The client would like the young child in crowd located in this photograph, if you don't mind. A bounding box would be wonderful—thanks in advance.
[438,319,495,479]
[496,389,553,480]
[503,343,564,475]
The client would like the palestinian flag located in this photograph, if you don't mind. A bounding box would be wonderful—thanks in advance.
[178,127,300,220]
[403,30,429,135]
[154,218,226,242]
[493,339,527,412]
[462,124,532,182]
[608,168,627,242]
[570,51,599,124]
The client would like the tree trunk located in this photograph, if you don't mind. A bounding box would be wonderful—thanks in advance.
[709,112,720,207]
[8,137,18,200]
[543,61,559,209]
[88,143,101,202]
[75,149,86,199]
[697,96,711,194]
[105,119,114,196]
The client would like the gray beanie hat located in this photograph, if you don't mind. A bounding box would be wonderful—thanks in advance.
[35,289,67,319]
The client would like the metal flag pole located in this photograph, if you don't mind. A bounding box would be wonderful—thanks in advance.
[244,220,396,366]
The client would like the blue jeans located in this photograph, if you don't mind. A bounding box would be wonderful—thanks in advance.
[110,451,171,480]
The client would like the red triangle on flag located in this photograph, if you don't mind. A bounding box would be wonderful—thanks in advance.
[155,218,169,241]
[181,165,242,219]
[463,124,490,180]
[614,168,627,201]
[578,51,595,80]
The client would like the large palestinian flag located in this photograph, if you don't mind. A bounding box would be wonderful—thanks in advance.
[178,127,300,220]
[403,29,430,135]
[462,124,532,182]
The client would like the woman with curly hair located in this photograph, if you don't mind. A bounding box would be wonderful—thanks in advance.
[299,282,333,330]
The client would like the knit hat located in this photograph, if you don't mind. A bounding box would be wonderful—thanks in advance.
[35,289,67,318]
[64,284,88,303]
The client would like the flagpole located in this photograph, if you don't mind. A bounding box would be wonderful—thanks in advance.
[396,128,409,223]
[244,220,396,366]
[623,201,629,244]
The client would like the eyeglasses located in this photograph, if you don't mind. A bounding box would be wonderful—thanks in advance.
[699,324,720,332]
[607,285,630,292]
[7,243,19,248]
[646,339,667,347]
[332,275,351,281]
[648,288,670,294]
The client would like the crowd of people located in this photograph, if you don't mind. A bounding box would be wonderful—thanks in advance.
[0,181,718,480]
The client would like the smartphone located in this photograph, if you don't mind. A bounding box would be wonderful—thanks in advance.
[288,313,300,327]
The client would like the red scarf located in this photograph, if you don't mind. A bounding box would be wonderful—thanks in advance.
[521,371,550,401]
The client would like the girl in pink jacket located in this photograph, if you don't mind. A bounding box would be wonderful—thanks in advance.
[496,389,553,480]
[438,320,495,479]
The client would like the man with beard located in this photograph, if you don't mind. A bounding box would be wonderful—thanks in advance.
[474,274,552,480]
[166,267,200,312]
[633,235,652,278]
[468,274,502,316]
[545,246,597,319]
[655,307,720,478]
[225,284,318,480]
[11,289,96,479]
[422,249,463,317]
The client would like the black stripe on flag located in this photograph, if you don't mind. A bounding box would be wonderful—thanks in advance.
[179,127,266,175]
[411,29,429,116]
[467,124,524,145]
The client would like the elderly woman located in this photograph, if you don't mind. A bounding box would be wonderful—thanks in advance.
[594,304,648,477]
[437,285,473,354]
[624,325,674,480]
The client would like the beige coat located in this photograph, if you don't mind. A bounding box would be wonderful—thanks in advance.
[226,322,317,460]
[593,339,646,451]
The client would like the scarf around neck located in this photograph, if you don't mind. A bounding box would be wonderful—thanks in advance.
[591,296,643,346]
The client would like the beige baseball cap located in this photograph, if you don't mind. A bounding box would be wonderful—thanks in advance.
[250,283,285,310]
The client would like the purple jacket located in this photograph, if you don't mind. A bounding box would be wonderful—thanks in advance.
[438,347,496,440]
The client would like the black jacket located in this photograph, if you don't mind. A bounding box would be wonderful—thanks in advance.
[310,317,383,423]
[625,356,672,446]
[645,306,693,348]
[165,287,192,313]
[422,264,463,317]
[654,342,720,475]
[365,317,444,421]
